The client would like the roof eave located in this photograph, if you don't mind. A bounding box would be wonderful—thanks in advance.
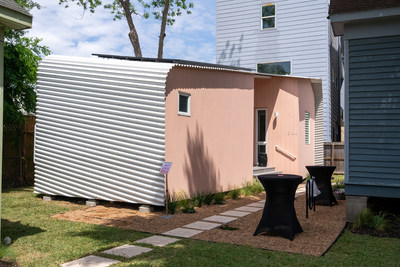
[0,5,32,30]
[329,6,400,36]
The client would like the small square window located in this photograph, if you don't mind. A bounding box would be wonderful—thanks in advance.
[178,92,190,116]
[261,4,275,29]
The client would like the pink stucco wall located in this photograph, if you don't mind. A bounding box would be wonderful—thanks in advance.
[254,77,315,177]
[165,67,254,197]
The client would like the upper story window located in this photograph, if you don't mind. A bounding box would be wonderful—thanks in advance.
[257,61,291,75]
[261,3,275,29]
[178,92,191,116]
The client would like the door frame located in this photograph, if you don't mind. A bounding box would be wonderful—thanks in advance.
[255,108,268,165]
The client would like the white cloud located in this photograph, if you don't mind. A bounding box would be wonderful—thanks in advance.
[25,0,216,63]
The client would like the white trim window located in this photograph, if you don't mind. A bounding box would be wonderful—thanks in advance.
[178,92,191,116]
[261,3,275,29]
[305,111,311,144]
[257,61,291,75]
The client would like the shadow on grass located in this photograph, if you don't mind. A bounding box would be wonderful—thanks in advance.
[67,225,150,244]
[1,219,45,241]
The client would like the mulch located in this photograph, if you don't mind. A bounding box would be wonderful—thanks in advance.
[53,193,346,256]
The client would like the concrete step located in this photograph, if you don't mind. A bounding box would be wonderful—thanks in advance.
[253,166,282,176]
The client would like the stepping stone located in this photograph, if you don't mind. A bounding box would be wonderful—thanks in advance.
[61,255,119,267]
[135,236,180,247]
[102,244,152,258]
[220,210,251,217]
[234,206,263,212]
[247,203,265,208]
[258,200,266,204]
[162,228,203,238]
[202,215,237,224]
[183,221,222,230]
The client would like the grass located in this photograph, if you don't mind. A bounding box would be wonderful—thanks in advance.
[2,187,400,266]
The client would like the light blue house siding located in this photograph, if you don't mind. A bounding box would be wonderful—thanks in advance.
[216,0,341,142]
[345,32,400,198]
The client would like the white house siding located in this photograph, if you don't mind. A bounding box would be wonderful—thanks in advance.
[34,56,174,206]
[217,0,337,142]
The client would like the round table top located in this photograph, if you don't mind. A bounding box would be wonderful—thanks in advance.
[306,165,336,170]
[258,174,302,181]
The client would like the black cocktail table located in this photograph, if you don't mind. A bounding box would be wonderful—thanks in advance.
[253,174,303,241]
[306,166,337,206]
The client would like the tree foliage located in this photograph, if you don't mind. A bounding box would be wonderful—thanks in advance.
[58,0,193,58]
[3,0,50,125]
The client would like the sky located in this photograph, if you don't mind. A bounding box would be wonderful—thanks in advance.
[26,0,216,63]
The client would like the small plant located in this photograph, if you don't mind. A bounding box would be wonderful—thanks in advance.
[332,175,345,190]
[203,193,214,205]
[213,192,226,205]
[252,178,264,194]
[191,193,206,207]
[353,208,374,230]
[175,191,196,213]
[227,189,241,200]
[240,178,265,196]
[181,206,196,213]
[240,180,254,196]
[369,212,388,231]
[166,194,178,214]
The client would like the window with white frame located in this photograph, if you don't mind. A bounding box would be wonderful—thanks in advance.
[261,3,275,29]
[178,92,191,116]
[257,61,291,75]
[305,111,310,144]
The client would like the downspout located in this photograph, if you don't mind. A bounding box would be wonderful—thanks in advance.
[0,26,4,240]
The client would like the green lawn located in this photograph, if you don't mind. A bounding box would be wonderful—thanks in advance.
[2,187,400,266]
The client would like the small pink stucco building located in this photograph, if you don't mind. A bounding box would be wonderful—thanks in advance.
[164,65,323,197]
[34,55,323,206]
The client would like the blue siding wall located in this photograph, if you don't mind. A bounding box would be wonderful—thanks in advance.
[347,35,400,197]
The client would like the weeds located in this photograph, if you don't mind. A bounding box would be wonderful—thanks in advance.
[226,189,240,200]
[240,178,264,196]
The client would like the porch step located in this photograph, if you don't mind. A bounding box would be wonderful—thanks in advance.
[253,166,282,176]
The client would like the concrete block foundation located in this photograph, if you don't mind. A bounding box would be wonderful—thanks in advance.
[346,195,368,222]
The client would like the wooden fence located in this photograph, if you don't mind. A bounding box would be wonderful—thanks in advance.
[324,142,344,174]
[3,116,35,187]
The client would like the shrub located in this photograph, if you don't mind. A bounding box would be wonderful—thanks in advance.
[213,192,226,205]
[203,193,214,205]
[227,189,241,200]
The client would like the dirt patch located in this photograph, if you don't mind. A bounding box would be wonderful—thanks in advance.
[53,193,346,256]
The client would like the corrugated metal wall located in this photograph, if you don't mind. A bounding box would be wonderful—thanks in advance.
[347,35,400,197]
[34,55,174,206]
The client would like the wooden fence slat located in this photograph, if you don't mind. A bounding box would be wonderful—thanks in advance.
[324,142,344,174]
[2,116,36,187]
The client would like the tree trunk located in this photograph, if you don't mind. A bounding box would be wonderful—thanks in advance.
[157,0,170,59]
[119,0,142,57]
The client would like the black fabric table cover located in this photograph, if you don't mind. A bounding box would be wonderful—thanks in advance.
[253,174,303,241]
[306,166,337,206]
